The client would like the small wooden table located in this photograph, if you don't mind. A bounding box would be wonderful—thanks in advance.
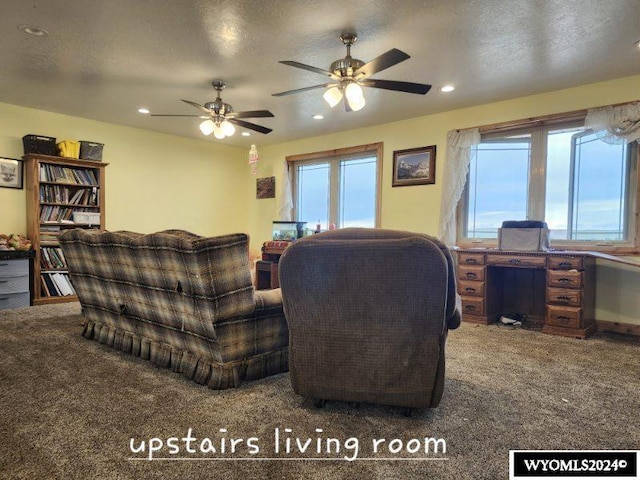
[255,241,290,290]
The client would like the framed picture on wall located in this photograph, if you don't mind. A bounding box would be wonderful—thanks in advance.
[0,157,23,189]
[392,145,436,187]
[256,176,276,199]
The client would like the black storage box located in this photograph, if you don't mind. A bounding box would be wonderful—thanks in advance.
[79,141,104,161]
[23,134,57,156]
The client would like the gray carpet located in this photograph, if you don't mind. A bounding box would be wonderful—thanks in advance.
[0,303,638,480]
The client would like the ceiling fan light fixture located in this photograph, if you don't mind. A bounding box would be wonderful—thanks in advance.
[221,119,236,137]
[199,119,215,136]
[323,86,343,108]
[213,123,226,139]
[345,82,365,111]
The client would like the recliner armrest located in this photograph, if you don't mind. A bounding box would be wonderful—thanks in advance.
[447,293,462,330]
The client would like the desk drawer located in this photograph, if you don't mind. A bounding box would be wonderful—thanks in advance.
[458,280,485,297]
[547,269,582,288]
[0,274,29,294]
[486,255,546,268]
[547,287,581,307]
[546,305,581,329]
[0,259,28,277]
[0,292,30,310]
[548,256,583,270]
[461,297,484,316]
[458,265,485,281]
[458,253,485,266]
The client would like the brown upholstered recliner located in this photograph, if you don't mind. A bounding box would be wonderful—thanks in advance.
[278,228,460,410]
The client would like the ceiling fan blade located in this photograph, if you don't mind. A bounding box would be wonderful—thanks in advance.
[229,118,272,134]
[181,99,212,114]
[360,79,432,95]
[279,61,340,80]
[150,114,205,117]
[272,83,334,97]
[227,110,274,119]
[355,48,410,78]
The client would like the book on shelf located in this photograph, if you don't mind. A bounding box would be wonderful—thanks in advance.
[39,164,98,186]
[40,272,75,297]
[40,247,67,269]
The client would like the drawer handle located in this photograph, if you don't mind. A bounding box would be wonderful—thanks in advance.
[559,262,573,268]
[464,287,477,292]
[508,258,520,264]
[0,297,8,301]
[465,272,477,279]
[0,280,7,284]
[556,296,571,301]
[556,315,571,322]
[0,263,8,266]
[557,278,572,284]
[464,305,477,311]
[464,258,478,264]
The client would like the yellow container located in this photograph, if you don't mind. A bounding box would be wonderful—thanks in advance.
[57,140,80,159]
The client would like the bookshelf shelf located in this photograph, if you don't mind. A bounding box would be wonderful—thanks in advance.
[25,154,108,305]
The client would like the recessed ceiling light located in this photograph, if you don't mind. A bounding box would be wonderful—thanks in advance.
[635,40,640,49]
[440,85,455,93]
[137,108,150,114]
[18,25,49,37]
[313,114,324,120]
[241,132,251,137]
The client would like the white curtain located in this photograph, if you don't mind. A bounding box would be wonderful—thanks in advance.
[438,128,481,246]
[277,159,293,221]
[585,101,640,145]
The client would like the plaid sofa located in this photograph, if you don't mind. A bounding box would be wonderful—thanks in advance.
[59,229,288,389]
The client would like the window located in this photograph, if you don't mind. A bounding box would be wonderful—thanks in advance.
[460,120,638,249]
[288,144,382,230]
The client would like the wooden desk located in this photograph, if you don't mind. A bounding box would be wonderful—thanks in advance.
[455,249,596,339]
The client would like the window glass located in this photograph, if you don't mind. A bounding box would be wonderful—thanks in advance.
[461,121,635,247]
[296,163,330,230]
[292,146,381,231]
[339,156,377,228]
[467,137,530,238]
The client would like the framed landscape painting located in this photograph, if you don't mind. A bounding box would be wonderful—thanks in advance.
[0,157,23,189]
[392,145,436,187]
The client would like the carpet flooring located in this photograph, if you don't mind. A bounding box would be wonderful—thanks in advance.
[0,303,638,480]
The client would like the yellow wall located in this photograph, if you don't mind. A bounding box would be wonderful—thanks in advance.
[248,74,640,325]
[2,74,639,325]
[0,102,249,237]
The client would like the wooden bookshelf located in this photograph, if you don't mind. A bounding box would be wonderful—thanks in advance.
[24,154,108,305]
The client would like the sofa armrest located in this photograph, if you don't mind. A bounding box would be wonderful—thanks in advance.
[254,288,283,311]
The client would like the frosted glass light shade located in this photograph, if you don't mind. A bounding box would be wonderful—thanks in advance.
[345,82,365,111]
[323,87,343,108]
[213,124,226,139]
[199,119,215,136]
[221,120,236,136]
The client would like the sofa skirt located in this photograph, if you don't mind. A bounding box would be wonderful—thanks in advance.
[82,320,289,390]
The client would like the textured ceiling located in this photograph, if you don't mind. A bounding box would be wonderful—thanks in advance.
[2,0,640,147]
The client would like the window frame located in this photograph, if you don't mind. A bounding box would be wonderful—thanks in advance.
[456,115,640,253]
[287,143,383,229]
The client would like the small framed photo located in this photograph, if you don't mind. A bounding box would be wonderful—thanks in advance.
[0,157,23,189]
[392,145,436,187]
[256,176,276,199]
